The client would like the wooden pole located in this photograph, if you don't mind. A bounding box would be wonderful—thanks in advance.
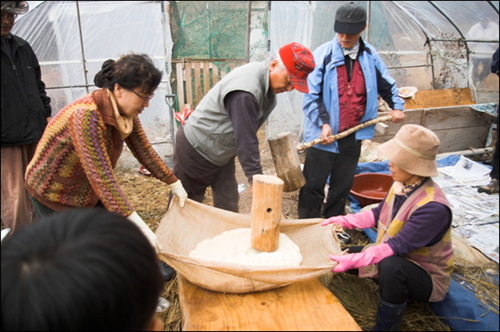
[251,175,284,252]
[268,132,306,192]
[296,115,393,151]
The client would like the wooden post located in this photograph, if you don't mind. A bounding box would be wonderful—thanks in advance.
[268,132,306,192]
[251,175,284,252]
[297,116,393,151]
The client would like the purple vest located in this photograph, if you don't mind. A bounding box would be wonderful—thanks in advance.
[360,178,453,302]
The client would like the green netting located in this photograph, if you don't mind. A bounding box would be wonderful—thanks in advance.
[171,1,249,60]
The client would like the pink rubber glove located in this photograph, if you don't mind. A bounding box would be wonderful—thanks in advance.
[321,209,375,229]
[330,243,394,272]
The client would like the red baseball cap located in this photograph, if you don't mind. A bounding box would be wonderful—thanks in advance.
[278,42,315,93]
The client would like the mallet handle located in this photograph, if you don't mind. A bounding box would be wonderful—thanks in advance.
[296,115,393,151]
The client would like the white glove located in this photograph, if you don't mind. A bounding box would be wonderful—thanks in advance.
[127,211,160,253]
[167,180,187,207]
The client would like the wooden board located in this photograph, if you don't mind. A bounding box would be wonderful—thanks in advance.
[403,88,474,109]
[374,106,492,153]
[178,275,361,331]
[175,61,245,112]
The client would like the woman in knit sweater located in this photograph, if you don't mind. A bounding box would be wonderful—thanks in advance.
[25,53,187,255]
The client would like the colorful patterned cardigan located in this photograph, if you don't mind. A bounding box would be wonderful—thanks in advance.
[25,88,178,217]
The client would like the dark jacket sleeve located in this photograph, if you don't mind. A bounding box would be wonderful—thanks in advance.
[1,35,51,146]
[492,47,499,76]
[224,91,263,183]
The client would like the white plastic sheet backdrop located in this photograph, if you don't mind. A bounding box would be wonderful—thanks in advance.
[14,1,175,162]
[266,1,499,143]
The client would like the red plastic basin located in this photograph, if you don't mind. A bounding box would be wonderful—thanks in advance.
[350,173,393,207]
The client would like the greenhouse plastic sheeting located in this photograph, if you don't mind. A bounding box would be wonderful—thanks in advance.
[14,1,174,152]
[267,1,499,142]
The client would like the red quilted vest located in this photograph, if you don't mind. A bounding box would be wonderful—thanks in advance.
[337,60,367,132]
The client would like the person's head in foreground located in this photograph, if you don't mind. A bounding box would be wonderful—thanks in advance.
[378,124,440,191]
[270,42,315,94]
[1,208,164,331]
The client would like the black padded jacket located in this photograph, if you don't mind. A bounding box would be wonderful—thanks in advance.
[1,34,51,147]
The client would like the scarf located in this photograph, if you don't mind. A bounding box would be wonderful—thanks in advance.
[392,177,427,196]
[106,89,133,139]
[342,42,360,60]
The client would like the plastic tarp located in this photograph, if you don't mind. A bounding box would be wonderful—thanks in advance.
[432,277,499,332]
[14,1,175,166]
[267,1,499,142]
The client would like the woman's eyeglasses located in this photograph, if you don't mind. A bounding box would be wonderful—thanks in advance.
[128,89,154,102]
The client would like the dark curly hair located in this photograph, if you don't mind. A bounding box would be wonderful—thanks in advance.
[94,53,162,95]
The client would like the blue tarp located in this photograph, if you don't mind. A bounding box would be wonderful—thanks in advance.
[350,155,499,331]
[432,277,499,331]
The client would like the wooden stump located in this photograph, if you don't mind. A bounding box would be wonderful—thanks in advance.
[268,132,305,192]
[251,175,284,252]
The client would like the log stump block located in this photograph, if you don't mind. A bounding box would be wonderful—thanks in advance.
[268,132,305,192]
[251,174,284,252]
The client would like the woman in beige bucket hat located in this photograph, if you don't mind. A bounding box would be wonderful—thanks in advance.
[322,124,453,331]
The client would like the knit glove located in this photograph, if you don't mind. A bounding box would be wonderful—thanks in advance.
[128,211,161,253]
[322,209,375,229]
[330,243,394,272]
[167,180,187,207]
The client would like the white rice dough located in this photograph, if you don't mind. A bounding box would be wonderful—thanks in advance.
[188,228,303,267]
